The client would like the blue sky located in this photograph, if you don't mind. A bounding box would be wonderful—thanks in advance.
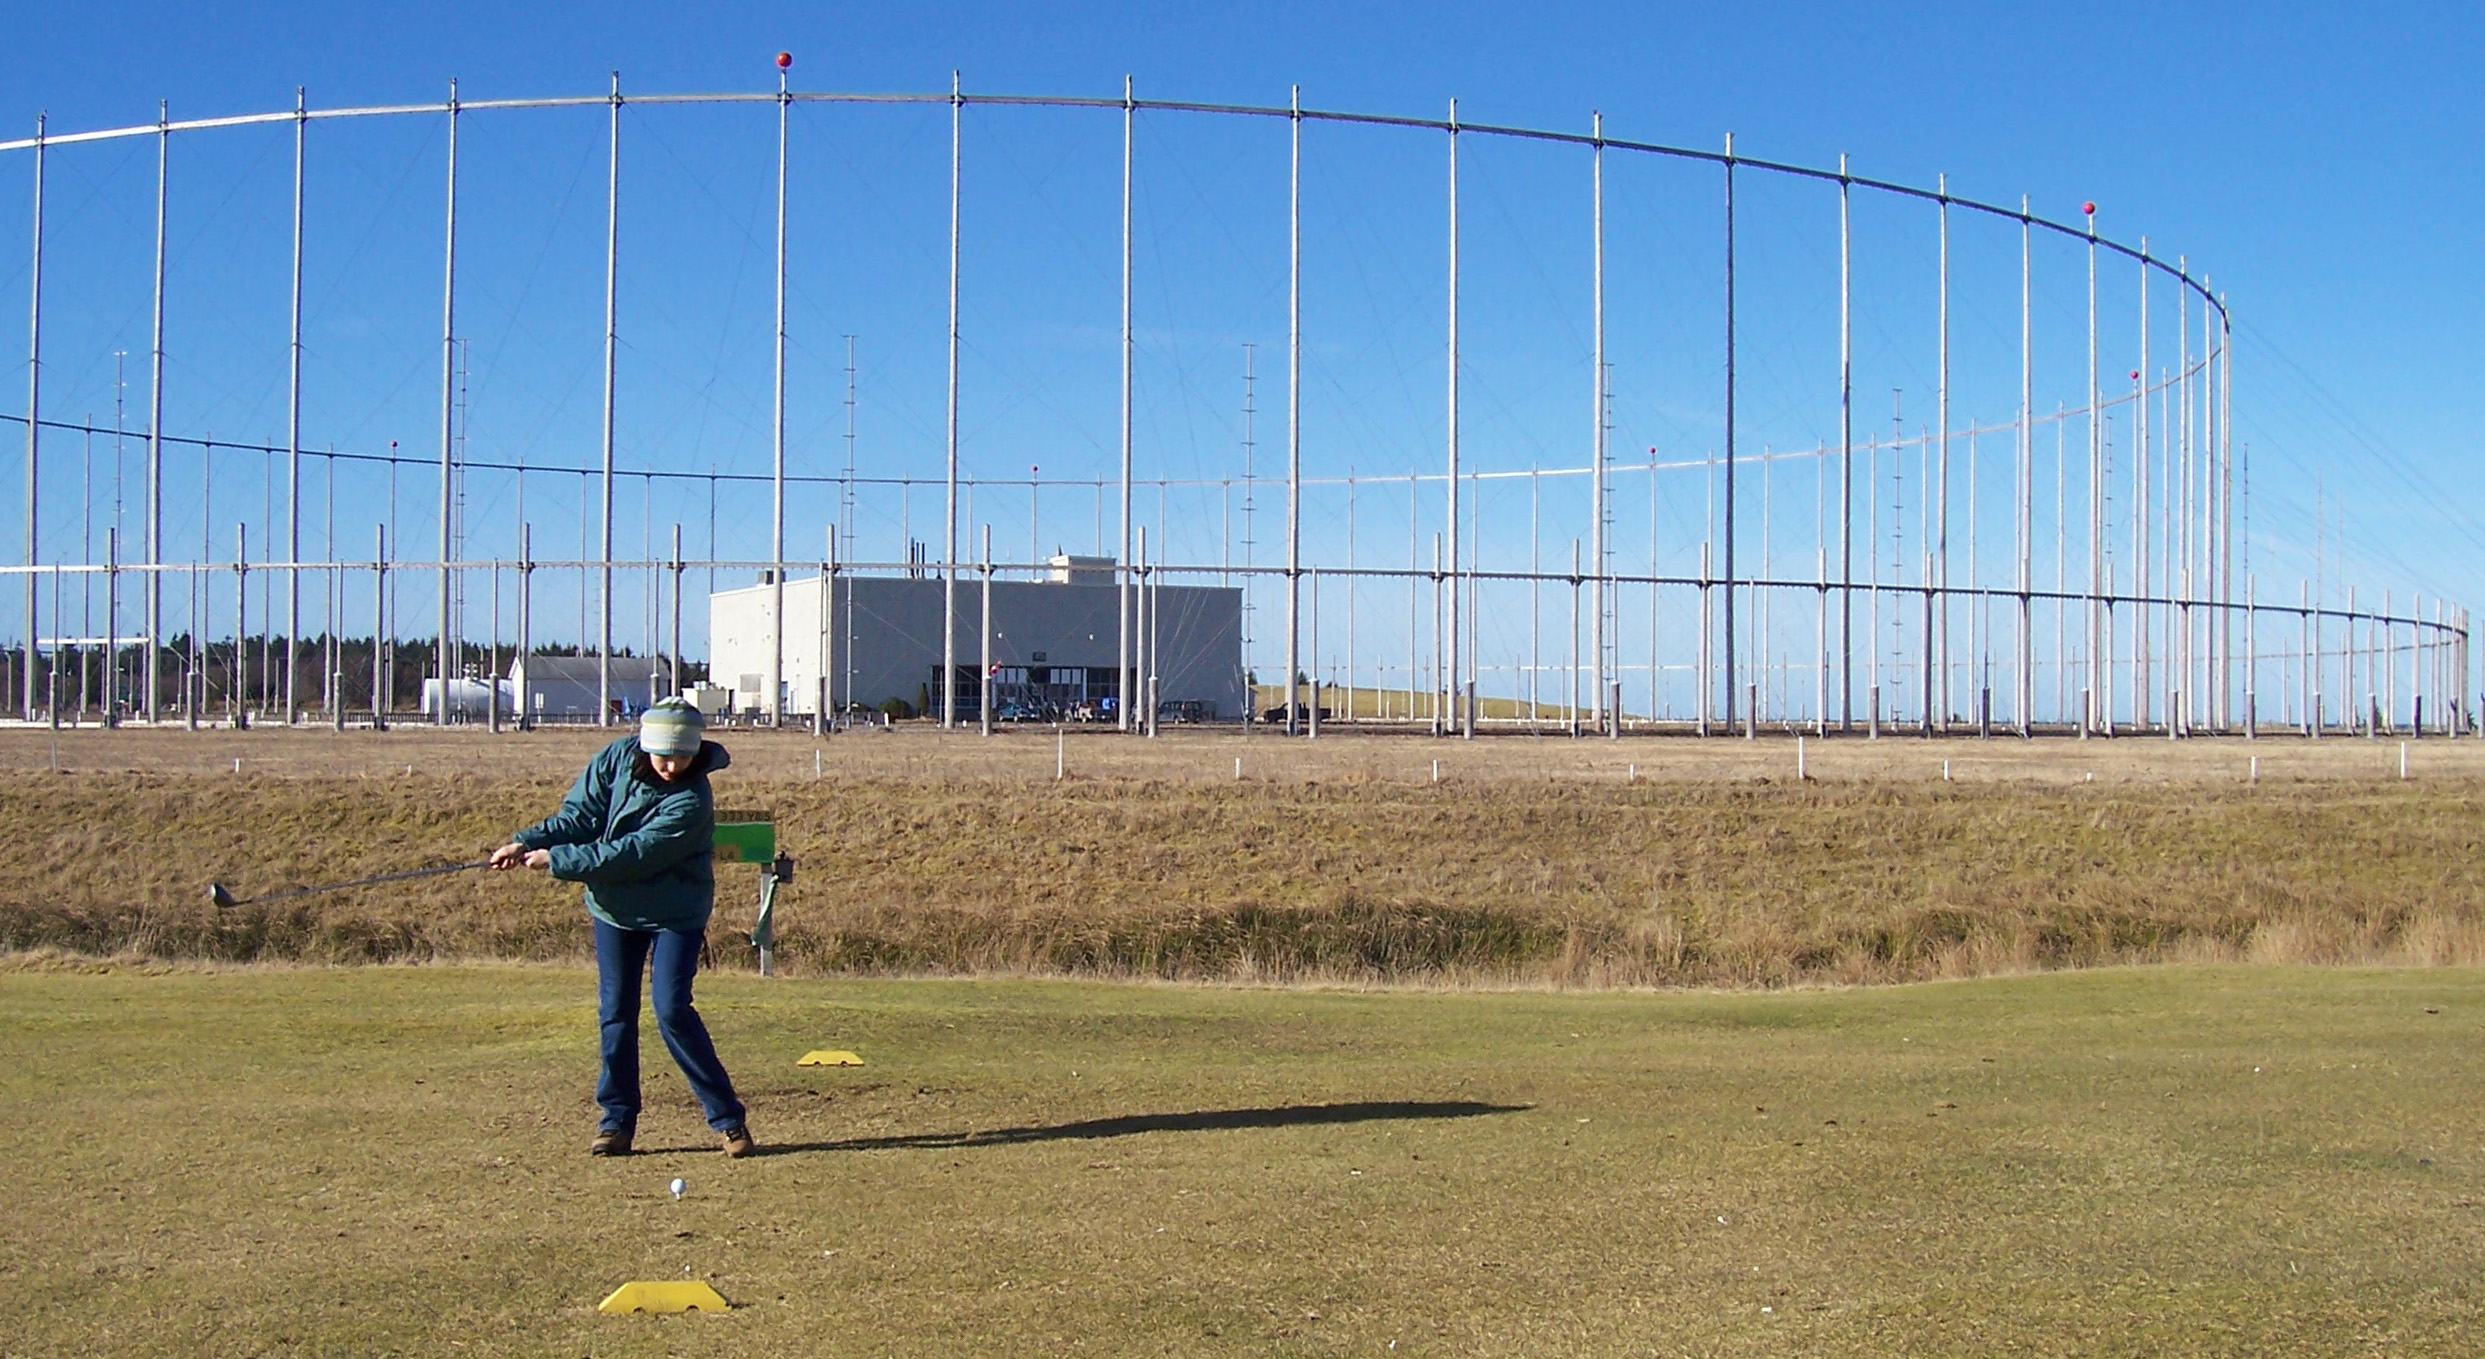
[1,2,2477,701]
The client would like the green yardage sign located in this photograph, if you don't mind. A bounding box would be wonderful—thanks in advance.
[713,810,777,864]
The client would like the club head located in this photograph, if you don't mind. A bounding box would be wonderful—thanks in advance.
[208,883,237,909]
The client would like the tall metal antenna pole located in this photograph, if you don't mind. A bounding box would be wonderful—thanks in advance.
[80,424,90,723]
[1118,76,1135,731]
[2221,295,2234,729]
[437,79,459,727]
[2215,288,2227,728]
[1284,86,1302,735]
[1446,98,1462,738]
[1936,175,1952,732]
[2206,289,2226,735]
[1920,419,1935,736]
[1590,111,1606,737]
[942,71,962,729]
[21,114,42,721]
[1722,134,1738,735]
[2206,286,2221,728]
[2085,204,2101,734]
[2194,286,2209,727]
[2177,260,2190,734]
[284,90,305,722]
[1838,153,1852,732]
[2015,195,2032,736]
[373,523,387,729]
[980,523,993,736]
[768,60,789,727]
[2205,288,2218,728]
[600,72,621,726]
[2135,241,2150,729]
[511,521,527,728]
[323,442,334,726]
[233,522,246,725]
[2223,294,2237,728]
[2210,291,2222,728]
[146,102,167,723]
[820,522,835,725]
[2219,293,2230,728]
[190,444,203,731]
[842,335,856,707]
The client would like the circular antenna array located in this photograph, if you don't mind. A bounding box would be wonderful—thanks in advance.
[0,82,2462,741]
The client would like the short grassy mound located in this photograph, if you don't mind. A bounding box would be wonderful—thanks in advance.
[7,754,2485,984]
[3,963,2481,1356]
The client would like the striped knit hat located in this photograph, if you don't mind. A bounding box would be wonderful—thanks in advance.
[638,696,706,756]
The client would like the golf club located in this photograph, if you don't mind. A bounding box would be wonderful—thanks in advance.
[208,859,495,909]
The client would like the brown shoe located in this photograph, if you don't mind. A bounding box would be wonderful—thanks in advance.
[590,1127,633,1157]
[720,1125,756,1158]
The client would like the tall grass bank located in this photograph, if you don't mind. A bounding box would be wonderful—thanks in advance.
[9,770,2485,986]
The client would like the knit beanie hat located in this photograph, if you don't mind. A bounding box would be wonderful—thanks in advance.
[639,696,706,756]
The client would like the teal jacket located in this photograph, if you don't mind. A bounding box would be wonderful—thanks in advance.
[514,735,729,932]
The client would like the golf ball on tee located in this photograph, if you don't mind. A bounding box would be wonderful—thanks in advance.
[670,1178,685,1200]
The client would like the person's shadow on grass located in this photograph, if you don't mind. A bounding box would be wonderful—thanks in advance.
[643,1100,1530,1157]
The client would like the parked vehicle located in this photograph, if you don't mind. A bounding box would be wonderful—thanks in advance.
[1260,701,1332,724]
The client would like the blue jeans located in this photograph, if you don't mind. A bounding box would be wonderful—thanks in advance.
[594,919,746,1134]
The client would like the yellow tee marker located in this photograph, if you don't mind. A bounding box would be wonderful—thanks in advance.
[598,1280,730,1314]
[797,1050,865,1067]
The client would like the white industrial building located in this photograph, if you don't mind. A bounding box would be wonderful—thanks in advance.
[708,557,1244,721]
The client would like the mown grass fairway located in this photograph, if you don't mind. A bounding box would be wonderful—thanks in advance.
[6,963,2482,1356]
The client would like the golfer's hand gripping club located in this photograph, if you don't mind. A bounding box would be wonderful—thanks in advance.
[490,842,551,872]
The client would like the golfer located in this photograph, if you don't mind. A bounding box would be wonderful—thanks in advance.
[490,697,755,1158]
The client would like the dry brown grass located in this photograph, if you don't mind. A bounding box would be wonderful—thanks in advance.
[8,725,2484,986]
